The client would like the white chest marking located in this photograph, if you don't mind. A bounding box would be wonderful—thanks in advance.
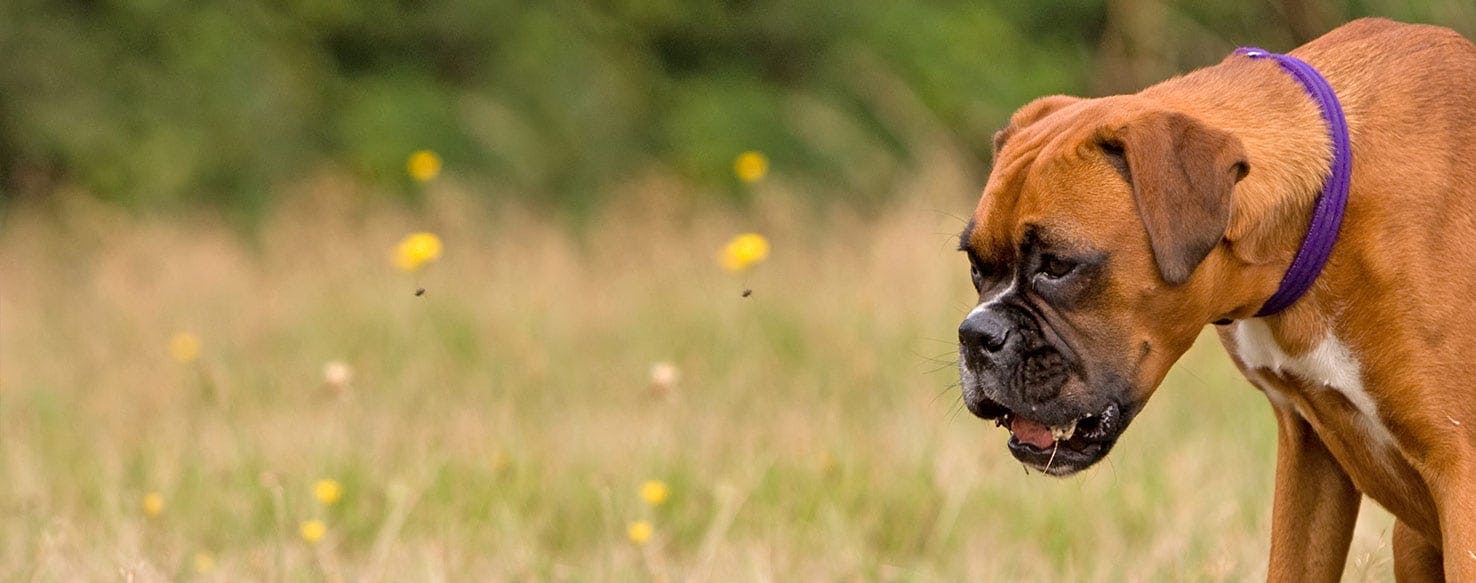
[1233,319,1394,446]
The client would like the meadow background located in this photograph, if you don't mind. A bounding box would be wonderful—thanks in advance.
[4,1,1474,580]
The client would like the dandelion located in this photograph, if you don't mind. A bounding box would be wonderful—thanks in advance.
[719,233,770,272]
[323,361,352,387]
[314,479,343,505]
[169,332,200,363]
[322,361,352,397]
[393,232,443,272]
[640,480,669,506]
[143,492,164,517]
[407,150,443,182]
[300,519,327,544]
[734,151,769,183]
[192,552,216,574]
[627,520,653,545]
[818,450,838,474]
[649,362,679,397]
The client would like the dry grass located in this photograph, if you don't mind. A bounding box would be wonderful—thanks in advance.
[0,179,1395,580]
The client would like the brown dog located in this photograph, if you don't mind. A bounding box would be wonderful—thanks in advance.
[955,18,1476,580]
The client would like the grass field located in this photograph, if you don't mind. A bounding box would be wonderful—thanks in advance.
[1,182,1397,580]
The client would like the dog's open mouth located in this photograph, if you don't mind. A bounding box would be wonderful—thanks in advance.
[986,403,1121,475]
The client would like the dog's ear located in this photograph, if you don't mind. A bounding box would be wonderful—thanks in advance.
[993,95,1083,155]
[1103,111,1249,285]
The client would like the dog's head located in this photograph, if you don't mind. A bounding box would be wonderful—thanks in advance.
[957,95,1250,475]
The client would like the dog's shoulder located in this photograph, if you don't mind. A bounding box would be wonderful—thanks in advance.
[1298,18,1474,62]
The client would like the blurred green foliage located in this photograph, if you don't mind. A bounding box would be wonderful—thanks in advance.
[0,1,1470,215]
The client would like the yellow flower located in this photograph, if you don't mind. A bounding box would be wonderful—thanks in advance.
[734,151,769,183]
[314,479,343,505]
[407,150,443,182]
[143,492,164,517]
[300,519,327,544]
[393,232,443,272]
[719,233,770,272]
[639,480,669,506]
[193,552,216,573]
[818,450,838,474]
[169,332,200,363]
[627,520,653,545]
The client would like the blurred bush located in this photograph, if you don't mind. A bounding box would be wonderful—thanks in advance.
[0,1,1470,216]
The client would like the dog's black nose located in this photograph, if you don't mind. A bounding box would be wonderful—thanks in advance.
[959,311,1011,353]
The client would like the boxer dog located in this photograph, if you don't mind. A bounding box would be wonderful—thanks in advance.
[956,18,1476,580]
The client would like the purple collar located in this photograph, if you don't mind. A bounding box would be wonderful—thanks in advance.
[1233,47,1352,318]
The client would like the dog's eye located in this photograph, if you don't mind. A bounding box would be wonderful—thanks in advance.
[969,262,983,292]
[1037,255,1077,280]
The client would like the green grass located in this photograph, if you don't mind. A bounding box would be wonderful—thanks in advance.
[0,188,1394,580]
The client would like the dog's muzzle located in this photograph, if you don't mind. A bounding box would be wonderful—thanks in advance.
[957,304,1125,475]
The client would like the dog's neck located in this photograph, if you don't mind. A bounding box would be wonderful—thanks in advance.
[1145,56,1345,328]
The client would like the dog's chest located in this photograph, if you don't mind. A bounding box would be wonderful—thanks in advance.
[1229,320,1395,446]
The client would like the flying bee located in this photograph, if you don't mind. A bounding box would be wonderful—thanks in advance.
[415,288,426,297]
[741,288,752,298]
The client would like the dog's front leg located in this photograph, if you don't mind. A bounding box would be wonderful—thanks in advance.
[1266,406,1360,582]
[1437,457,1476,579]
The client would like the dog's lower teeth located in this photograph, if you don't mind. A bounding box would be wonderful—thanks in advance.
[1050,421,1077,442]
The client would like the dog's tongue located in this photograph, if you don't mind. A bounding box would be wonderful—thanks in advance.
[1010,416,1055,449]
